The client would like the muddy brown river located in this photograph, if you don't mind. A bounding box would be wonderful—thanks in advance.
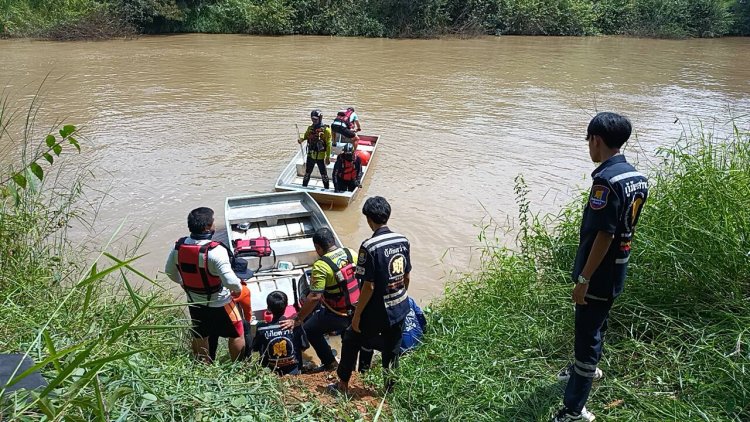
[1,35,749,304]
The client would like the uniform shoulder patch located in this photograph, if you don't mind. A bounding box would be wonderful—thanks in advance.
[589,184,610,210]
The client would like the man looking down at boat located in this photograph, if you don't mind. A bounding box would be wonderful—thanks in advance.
[331,108,361,150]
[292,228,359,373]
[329,196,411,395]
[164,207,245,363]
[298,109,332,190]
[333,143,363,193]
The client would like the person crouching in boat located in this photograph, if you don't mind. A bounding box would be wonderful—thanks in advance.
[330,108,361,150]
[291,228,360,373]
[165,207,245,362]
[251,291,305,375]
[333,143,363,193]
[298,109,332,190]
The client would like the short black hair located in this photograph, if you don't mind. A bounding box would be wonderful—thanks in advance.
[362,196,391,224]
[266,291,288,319]
[587,112,632,149]
[312,228,336,250]
[188,207,214,234]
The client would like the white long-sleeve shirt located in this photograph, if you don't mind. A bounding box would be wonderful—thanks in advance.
[165,237,242,307]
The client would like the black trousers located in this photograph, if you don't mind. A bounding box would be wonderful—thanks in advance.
[334,179,357,193]
[564,298,614,413]
[337,320,404,384]
[303,156,329,189]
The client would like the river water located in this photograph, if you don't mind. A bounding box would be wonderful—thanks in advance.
[1,35,749,304]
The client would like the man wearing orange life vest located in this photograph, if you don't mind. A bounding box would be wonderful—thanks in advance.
[333,143,363,193]
[292,228,359,373]
[331,108,361,150]
[164,207,246,362]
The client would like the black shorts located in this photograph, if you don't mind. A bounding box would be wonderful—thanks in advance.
[188,302,244,339]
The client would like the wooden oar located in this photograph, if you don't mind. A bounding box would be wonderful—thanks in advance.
[295,123,305,156]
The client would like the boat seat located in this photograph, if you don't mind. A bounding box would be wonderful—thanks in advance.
[226,202,311,224]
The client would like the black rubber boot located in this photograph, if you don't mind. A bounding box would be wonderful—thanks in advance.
[302,173,311,187]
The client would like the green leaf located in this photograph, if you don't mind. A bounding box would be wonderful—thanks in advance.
[12,173,27,189]
[30,162,43,181]
[43,153,54,164]
[60,124,76,138]
[68,136,81,152]
[45,134,56,147]
[142,393,158,403]
[52,144,62,156]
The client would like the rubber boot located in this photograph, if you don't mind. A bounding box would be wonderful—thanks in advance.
[302,173,311,187]
[321,174,330,190]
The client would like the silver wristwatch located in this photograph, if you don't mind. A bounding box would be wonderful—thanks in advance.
[577,275,589,285]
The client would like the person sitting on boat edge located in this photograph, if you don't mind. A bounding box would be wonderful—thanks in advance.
[331,108,360,150]
[333,143,363,193]
[298,109,332,190]
[164,207,245,362]
[292,227,360,373]
[251,291,305,375]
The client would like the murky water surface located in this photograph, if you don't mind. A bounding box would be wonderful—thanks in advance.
[2,35,749,304]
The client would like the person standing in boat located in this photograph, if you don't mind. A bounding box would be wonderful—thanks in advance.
[329,196,412,395]
[164,207,246,362]
[291,228,359,373]
[333,143,363,193]
[552,113,649,422]
[298,109,332,190]
[331,108,361,150]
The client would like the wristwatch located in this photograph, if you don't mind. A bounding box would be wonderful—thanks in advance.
[577,275,589,285]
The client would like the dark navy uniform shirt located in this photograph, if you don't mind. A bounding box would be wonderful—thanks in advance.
[573,154,649,300]
[251,317,304,375]
[356,226,412,330]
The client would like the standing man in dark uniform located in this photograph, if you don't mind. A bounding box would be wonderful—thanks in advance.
[553,112,649,422]
[328,196,412,395]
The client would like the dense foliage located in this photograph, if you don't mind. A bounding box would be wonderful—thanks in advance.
[392,122,750,420]
[1,0,748,39]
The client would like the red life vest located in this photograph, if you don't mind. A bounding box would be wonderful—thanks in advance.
[342,109,355,129]
[320,249,360,315]
[174,237,223,295]
[340,158,358,182]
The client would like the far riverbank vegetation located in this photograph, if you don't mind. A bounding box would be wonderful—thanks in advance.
[1,0,750,40]
[1,92,748,420]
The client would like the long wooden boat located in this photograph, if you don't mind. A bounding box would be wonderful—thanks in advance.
[224,191,342,320]
[274,134,380,207]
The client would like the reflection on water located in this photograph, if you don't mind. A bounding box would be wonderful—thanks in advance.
[1,35,749,304]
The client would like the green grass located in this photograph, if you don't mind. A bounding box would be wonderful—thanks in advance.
[391,121,750,420]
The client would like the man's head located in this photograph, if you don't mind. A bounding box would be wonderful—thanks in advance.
[586,112,632,162]
[312,227,337,256]
[187,207,214,234]
[342,143,354,160]
[266,291,288,319]
[311,109,323,126]
[362,196,390,230]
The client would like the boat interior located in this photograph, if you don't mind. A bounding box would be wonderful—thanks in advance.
[224,193,340,319]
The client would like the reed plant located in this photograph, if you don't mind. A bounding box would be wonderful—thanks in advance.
[391,120,750,420]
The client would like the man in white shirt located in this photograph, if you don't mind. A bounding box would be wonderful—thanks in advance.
[165,207,245,362]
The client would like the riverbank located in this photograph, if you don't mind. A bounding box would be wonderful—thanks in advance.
[1,102,748,419]
[2,0,749,40]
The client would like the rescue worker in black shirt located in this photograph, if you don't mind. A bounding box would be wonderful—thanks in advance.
[553,112,649,422]
[328,196,412,395]
[298,109,332,190]
[251,291,305,375]
[333,143,363,193]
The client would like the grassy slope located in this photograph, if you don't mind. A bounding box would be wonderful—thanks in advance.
[392,124,750,421]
